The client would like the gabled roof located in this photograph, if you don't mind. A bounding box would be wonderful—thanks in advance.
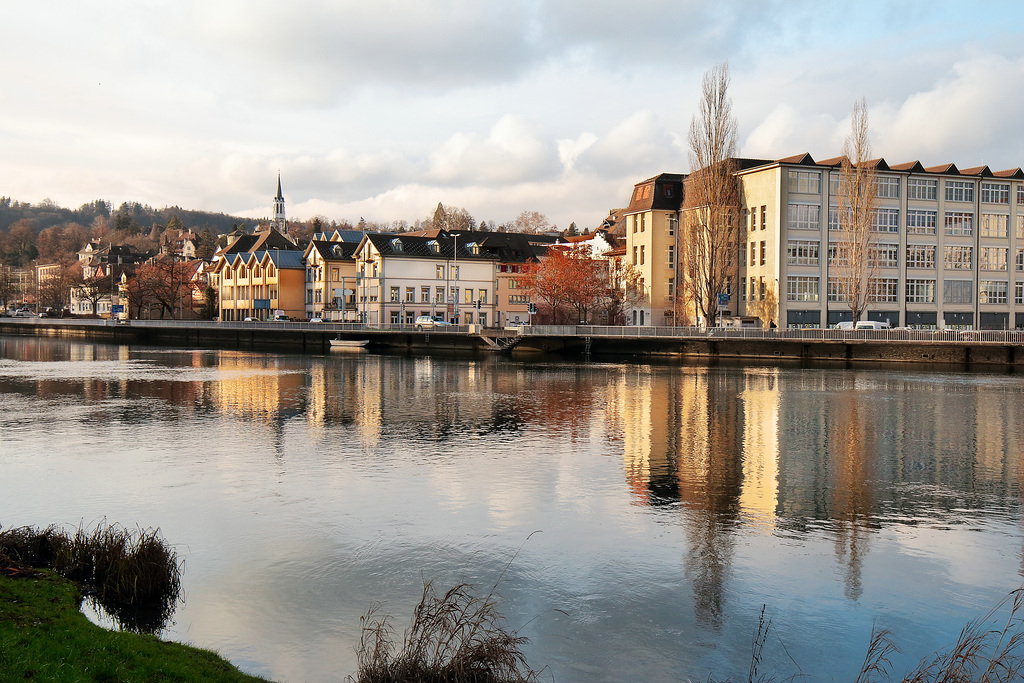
[889,160,925,172]
[959,165,992,177]
[993,167,1024,179]
[924,163,959,174]
[778,152,816,165]
[305,239,359,262]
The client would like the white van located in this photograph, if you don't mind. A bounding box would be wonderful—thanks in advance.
[854,320,891,330]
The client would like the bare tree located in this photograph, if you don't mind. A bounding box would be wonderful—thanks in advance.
[748,280,779,328]
[831,98,878,323]
[684,62,740,328]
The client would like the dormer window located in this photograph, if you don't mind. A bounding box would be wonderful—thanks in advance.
[391,238,403,252]
[427,240,440,254]
[466,242,480,255]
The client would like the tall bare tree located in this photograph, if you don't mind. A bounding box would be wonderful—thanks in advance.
[684,62,740,327]
[831,98,878,323]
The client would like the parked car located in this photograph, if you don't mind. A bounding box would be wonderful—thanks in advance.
[854,320,892,330]
[835,321,854,330]
[309,316,324,323]
[14,308,32,317]
[272,314,291,321]
[414,315,452,330]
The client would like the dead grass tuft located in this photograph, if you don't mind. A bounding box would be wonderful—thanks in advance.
[352,580,538,683]
[0,521,181,632]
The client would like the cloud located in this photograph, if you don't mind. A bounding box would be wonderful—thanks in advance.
[427,115,560,186]
[575,110,685,176]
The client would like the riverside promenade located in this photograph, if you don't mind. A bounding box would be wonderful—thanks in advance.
[3,317,1024,366]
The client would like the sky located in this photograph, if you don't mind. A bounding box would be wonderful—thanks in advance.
[4,1,1024,231]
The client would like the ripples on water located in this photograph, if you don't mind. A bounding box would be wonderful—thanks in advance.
[2,336,1024,682]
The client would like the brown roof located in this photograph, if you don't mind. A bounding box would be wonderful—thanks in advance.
[625,173,685,214]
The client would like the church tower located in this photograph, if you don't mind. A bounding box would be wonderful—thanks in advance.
[273,173,286,233]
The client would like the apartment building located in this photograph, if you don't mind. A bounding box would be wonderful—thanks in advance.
[622,155,1024,329]
[737,153,1024,329]
[353,233,498,326]
[303,239,359,321]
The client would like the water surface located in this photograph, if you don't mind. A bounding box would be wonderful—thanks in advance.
[1,335,1023,681]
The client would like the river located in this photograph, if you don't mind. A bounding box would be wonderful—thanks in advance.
[1,335,1023,681]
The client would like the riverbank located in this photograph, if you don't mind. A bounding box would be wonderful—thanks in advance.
[3,317,1024,366]
[0,569,268,682]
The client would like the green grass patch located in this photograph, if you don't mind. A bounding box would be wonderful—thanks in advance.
[0,568,268,682]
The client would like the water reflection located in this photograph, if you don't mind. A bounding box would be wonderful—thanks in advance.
[4,336,1024,682]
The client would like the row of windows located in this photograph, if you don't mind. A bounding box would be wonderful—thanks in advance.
[791,205,1024,238]
[788,170,1024,205]
[785,276,1023,305]
[782,242,1024,271]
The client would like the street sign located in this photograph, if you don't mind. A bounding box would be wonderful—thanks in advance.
[111,305,124,314]
[717,293,729,310]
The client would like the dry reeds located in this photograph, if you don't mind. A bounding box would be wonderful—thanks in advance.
[0,521,181,632]
[353,580,538,683]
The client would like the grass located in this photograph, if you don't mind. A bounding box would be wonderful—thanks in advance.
[352,580,539,683]
[0,522,181,633]
[0,567,268,682]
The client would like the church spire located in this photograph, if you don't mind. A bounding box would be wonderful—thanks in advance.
[273,173,286,233]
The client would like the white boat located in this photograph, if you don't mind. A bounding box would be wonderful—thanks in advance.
[330,338,370,349]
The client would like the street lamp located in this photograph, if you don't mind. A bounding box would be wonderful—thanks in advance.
[453,232,459,322]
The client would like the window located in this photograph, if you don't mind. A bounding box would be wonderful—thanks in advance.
[786,240,820,266]
[749,242,756,266]
[421,287,430,303]
[788,170,821,194]
[906,245,936,269]
[979,247,1008,270]
[788,204,820,230]
[979,281,1008,304]
[640,245,645,265]
[450,265,459,280]
[1018,216,1024,240]
[479,290,487,304]
[869,243,899,268]
[1017,249,1024,271]
[435,286,445,303]
[761,206,767,229]
[749,277,756,301]
[827,277,847,302]
[390,286,399,302]
[749,209,756,232]
[907,178,938,200]
[828,206,854,231]
[760,241,766,266]
[945,180,975,203]
[944,212,974,236]
[436,265,445,279]
[871,208,900,233]
[980,213,1008,237]
[944,279,973,304]
[405,287,415,302]
[786,276,819,301]
[667,245,675,266]
[465,289,474,304]
[981,183,1010,204]
[907,209,938,234]
[632,246,638,266]
[759,278,766,301]
[869,278,899,303]
[943,245,973,269]
[906,279,936,303]
[632,216,637,233]
[1017,282,1024,305]
[390,238,403,252]
[390,310,400,324]
[1018,184,1024,205]
[668,216,678,236]
[827,244,849,267]
[876,176,901,199]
